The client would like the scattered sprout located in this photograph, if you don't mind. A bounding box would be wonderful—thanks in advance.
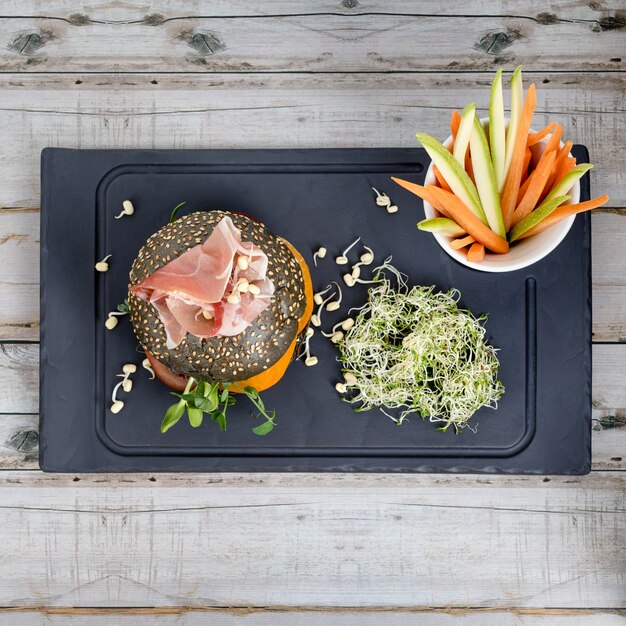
[110,362,137,412]
[372,187,391,207]
[360,246,375,265]
[314,284,332,305]
[105,301,129,330]
[105,316,119,330]
[95,254,112,272]
[326,281,343,312]
[335,237,361,265]
[311,287,336,326]
[115,200,135,219]
[313,246,327,266]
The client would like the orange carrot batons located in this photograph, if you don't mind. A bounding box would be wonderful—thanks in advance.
[500,83,537,231]
[433,165,452,192]
[467,243,485,263]
[520,147,533,186]
[540,139,574,202]
[511,149,557,225]
[427,186,509,254]
[450,235,476,250]
[527,121,557,146]
[450,109,462,142]
[390,177,451,218]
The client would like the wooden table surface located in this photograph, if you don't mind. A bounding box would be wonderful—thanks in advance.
[0,1,624,623]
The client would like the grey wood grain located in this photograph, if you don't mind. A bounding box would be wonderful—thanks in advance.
[0,1,623,72]
[0,73,622,209]
[0,471,622,608]
[2,607,626,625]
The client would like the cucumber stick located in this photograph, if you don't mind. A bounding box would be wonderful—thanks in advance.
[416,132,487,224]
[543,163,593,205]
[417,217,466,238]
[469,116,507,238]
[509,194,571,242]
[503,66,523,185]
[489,69,507,193]
[453,102,475,166]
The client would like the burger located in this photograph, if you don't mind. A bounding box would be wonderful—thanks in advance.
[128,210,313,400]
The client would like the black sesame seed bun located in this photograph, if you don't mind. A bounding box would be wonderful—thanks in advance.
[128,210,307,383]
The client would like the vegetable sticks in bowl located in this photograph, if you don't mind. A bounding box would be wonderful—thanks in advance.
[393,66,609,269]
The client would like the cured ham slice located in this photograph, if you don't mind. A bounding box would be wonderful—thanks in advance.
[132,216,274,348]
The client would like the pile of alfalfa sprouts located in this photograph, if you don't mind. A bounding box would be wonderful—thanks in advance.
[337,260,504,433]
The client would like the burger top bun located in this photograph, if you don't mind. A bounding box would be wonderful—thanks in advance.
[128,211,307,382]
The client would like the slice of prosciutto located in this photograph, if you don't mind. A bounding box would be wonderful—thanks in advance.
[131,216,274,349]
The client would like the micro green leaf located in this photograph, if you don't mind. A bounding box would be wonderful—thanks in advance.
[169,201,186,223]
[244,386,277,435]
[117,299,130,313]
[161,401,185,433]
[187,406,203,427]
[252,420,275,436]
[213,411,227,431]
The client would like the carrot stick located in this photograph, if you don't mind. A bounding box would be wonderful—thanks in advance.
[543,124,563,155]
[433,165,452,192]
[520,147,532,186]
[427,185,509,254]
[554,155,576,186]
[511,149,557,225]
[540,139,573,202]
[450,109,461,152]
[467,242,485,263]
[500,83,537,231]
[451,109,461,138]
[518,194,609,239]
[390,177,451,218]
[527,122,557,146]
[450,235,476,250]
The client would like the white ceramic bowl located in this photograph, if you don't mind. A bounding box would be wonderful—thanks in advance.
[423,118,578,272]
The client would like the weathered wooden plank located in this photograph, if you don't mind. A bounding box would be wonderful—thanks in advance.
[2,607,626,625]
[0,73,622,209]
[0,471,622,607]
[0,344,38,413]
[0,414,38,469]
[3,0,625,19]
[1,208,624,342]
[0,343,624,469]
[0,2,623,73]
[592,212,626,342]
[0,208,39,341]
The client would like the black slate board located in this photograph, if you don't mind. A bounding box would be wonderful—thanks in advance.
[39,147,591,473]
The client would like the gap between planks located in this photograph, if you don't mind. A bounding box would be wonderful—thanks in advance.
[1,605,626,615]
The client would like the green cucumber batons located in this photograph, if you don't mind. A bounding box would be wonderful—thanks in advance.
[128,210,307,382]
